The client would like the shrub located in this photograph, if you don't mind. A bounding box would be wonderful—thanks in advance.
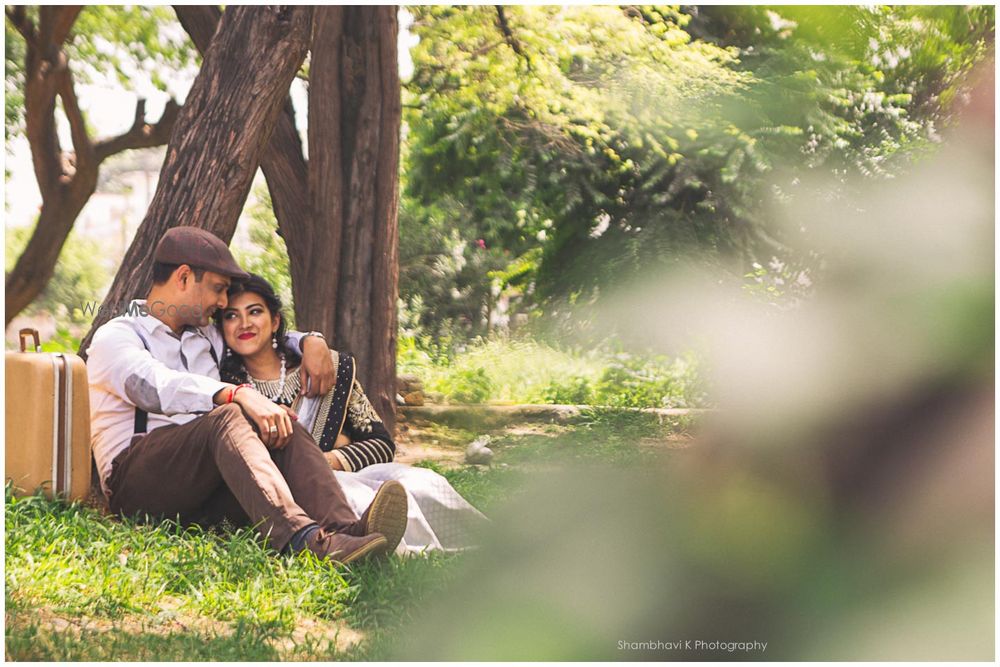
[399,334,707,408]
[593,352,705,409]
[540,376,593,405]
[441,367,493,404]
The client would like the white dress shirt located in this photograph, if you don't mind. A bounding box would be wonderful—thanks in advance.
[86,299,307,497]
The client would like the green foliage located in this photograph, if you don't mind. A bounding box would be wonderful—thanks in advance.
[440,367,493,404]
[68,6,197,91]
[5,22,26,147]
[399,334,706,408]
[592,353,705,409]
[5,225,111,324]
[400,5,994,337]
[403,5,748,334]
[541,376,592,405]
[38,326,82,353]
[4,6,197,146]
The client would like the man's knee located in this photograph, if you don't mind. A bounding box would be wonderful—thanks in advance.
[209,402,246,422]
[206,403,255,436]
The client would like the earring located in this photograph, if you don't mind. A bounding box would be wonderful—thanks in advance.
[222,345,229,359]
[272,334,278,349]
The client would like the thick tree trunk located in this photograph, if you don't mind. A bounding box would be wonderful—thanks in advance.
[172,5,402,434]
[4,6,179,326]
[78,5,313,357]
[306,6,401,433]
[174,4,313,332]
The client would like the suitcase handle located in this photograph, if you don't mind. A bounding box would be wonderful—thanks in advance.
[18,328,41,353]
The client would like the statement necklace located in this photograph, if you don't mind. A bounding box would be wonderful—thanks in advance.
[247,353,287,403]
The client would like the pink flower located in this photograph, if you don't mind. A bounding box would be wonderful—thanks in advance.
[476,239,486,249]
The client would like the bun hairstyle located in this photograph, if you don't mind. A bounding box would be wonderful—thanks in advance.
[214,273,302,384]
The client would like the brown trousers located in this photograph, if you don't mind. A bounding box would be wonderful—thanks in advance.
[106,403,358,551]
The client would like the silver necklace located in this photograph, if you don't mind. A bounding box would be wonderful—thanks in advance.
[248,353,287,403]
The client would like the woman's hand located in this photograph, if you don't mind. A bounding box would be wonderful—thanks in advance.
[300,335,335,398]
[234,389,295,449]
[324,450,344,470]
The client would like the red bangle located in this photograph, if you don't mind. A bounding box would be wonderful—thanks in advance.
[229,383,252,403]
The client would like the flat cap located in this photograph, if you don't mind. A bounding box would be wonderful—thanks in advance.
[153,227,249,280]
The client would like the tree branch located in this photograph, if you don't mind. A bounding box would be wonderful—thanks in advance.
[174,3,311,288]
[172,4,222,55]
[23,60,64,196]
[173,2,309,228]
[55,64,95,174]
[5,6,36,44]
[49,5,82,47]
[494,6,532,72]
[94,98,181,163]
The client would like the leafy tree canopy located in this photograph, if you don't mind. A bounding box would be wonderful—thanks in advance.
[5,5,197,141]
[401,5,993,338]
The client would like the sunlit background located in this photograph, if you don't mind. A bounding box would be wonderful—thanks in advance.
[5,5,994,661]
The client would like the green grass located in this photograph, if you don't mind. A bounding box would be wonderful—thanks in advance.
[399,334,708,408]
[4,487,465,661]
[5,412,682,660]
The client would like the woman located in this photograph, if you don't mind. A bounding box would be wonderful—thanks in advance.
[215,274,486,553]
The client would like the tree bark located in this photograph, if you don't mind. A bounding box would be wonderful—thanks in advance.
[78,5,313,357]
[306,6,401,433]
[173,4,313,329]
[172,5,402,434]
[4,6,180,326]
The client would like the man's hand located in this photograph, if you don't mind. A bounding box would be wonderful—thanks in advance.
[234,389,295,449]
[300,335,334,398]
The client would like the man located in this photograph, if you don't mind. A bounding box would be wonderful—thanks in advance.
[86,227,407,564]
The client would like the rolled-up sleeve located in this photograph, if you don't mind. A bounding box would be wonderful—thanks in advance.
[87,323,228,416]
[286,330,307,354]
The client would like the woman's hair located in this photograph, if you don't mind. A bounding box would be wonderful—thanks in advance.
[214,273,301,384]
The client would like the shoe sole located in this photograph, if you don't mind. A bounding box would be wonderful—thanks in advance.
[337,534,390,565]
[365,480,408,554]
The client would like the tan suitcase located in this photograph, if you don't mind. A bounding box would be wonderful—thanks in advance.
[5,328,92,501]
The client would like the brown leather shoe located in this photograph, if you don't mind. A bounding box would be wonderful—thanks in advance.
[348,480,408,554]
[305,528,389,565]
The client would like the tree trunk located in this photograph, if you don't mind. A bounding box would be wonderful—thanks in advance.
[305,6,402,433]
[78,5,313,357]
[173,5,402,434]
[173,5,314,332]
[4,6,179,326]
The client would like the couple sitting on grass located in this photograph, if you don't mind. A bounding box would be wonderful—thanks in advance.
[86,227,484,565]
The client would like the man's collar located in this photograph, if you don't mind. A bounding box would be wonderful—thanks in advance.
[127,299,212,339]
[127,299,177,336]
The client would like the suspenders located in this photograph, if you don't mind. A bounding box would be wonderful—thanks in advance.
[131,326,220,435]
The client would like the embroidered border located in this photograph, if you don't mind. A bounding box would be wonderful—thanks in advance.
[317,353,354,452]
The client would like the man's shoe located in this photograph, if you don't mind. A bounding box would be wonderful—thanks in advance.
[349,480,408,554]
[305,528,389,565]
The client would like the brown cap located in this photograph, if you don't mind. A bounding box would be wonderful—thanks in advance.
[153,227,249,280]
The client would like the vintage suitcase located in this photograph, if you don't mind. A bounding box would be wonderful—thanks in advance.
[5,328,92,501]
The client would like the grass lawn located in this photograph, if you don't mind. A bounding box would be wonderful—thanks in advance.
[5,410,688,661]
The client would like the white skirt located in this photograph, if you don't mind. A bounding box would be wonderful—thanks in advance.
[332,463,488,555]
